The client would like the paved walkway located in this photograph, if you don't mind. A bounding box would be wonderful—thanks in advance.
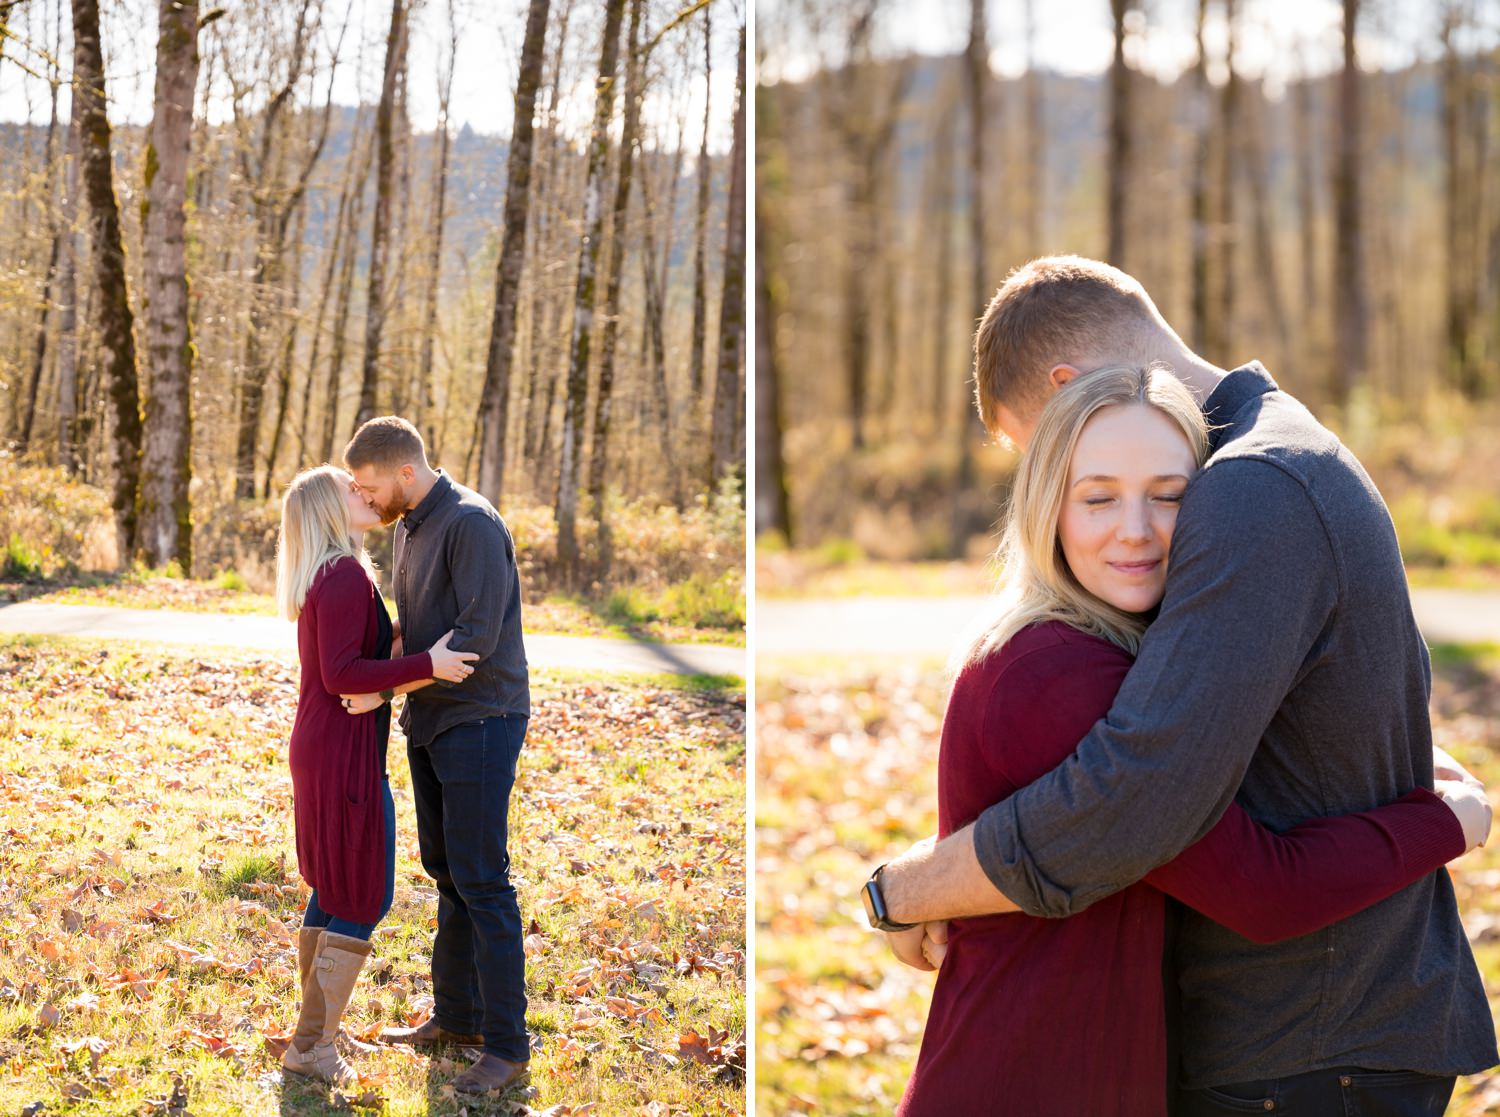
[757,587,1500,658]
[0,601,745,679]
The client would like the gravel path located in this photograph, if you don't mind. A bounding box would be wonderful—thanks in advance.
[0,601,746,679]
[756,587,1500,658]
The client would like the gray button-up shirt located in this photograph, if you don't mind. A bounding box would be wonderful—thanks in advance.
[393,471,530,748]
[974,364,1496,1085]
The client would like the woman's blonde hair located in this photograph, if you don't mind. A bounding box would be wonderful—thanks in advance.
[958,363,1209,669]
[275,464,375,621]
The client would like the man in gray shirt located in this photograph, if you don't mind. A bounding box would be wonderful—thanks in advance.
[344,416,530,1095]
[871,257,1496,1109]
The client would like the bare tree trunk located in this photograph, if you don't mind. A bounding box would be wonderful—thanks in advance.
[417,4,460,451]
[322,122,374,462]
[925,103,955,437]
[1106,0,1134,267]
[1189,0,1211,354]
[555,0,627,577]
[73,0,143,562]
[638,159,679,501]
[1023,0,1043,255]
[1333,0,1368,402]
[1293,49,1320,368]
[707,21,746,483]
[356,0,409,429]
[1242,82,1289,369]
[57,128,80,473]
[953,0,987,556]
[297,111,367,464]
[18,57,62,454]
[1216,0,1240,361]
[477,0,549,504]
[228,0,338,497]
[686,1,712,400]
[140,0,200,569]
[755,161,792,543]
[587,0,645,570]
[1441,5,1482,397]
[262,199,305,498]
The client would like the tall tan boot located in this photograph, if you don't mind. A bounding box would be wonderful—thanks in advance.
[283,930,373,1085]
[281,927,326,1074]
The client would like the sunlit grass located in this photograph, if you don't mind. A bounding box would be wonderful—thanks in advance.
[0,635,744,1116]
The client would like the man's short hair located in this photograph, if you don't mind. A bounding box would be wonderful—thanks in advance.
[973,255,1166,434]
[344,415,428,472]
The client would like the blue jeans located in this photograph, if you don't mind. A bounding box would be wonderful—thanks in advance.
[303,777,396,940]
[1181,1065,1456,1116]
[408,716,528,1061]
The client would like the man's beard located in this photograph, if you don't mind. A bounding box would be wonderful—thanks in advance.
[375,481,408,525]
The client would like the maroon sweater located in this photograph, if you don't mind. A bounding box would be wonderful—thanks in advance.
[288,556,435,922]
[897,621,1464,1116]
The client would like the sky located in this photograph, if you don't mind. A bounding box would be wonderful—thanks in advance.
[757,0,1482,99]
[0,0,743,153]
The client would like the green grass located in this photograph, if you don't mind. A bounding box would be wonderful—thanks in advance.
[0,636,745,1116]
[755,646,1500,1116]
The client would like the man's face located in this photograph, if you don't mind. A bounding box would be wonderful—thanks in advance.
[348,463,412,526]
[995,365,1081,451]
[993,401,1039,452]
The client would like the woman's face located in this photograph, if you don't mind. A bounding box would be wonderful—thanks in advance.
[342,471,383,532]
[1057,403,1197,615]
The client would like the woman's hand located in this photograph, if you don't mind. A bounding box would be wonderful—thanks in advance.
[1435,778,1493,852]
[429,629,480,683]
[391,636,404,658]
[884,920,949,971]
[884,924,936,972]
[340,692,384,716]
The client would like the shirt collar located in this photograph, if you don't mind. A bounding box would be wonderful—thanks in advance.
[402,470,454,534]
[1203,361,1278,453]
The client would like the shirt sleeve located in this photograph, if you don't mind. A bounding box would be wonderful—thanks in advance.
[312,559,434,695]
[1144,791,1463,944]
[973,459,1343,917]
[442,511,513,662]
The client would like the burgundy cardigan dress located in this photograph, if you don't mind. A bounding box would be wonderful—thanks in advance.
[896,620,1465,1116]
[289,556,436,923]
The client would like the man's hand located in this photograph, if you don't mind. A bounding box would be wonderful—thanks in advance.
[1435,744,1482,788]
[340,692,384,716]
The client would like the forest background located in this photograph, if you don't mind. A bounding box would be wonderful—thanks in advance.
[0,0,748,646]
[755,0,1500,1114]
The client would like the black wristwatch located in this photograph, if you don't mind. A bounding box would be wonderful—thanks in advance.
[379,688,395,703]
[861,864,917,932]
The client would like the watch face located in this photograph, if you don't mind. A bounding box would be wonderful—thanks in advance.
[860,880,879,927]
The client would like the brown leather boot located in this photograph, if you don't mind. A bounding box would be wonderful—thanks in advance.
[377,1015,484,1048]
[451,1053,530,1095]
[282,931,372,1085]
[280,927,325,1071]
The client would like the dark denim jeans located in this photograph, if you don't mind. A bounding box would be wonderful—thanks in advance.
[1181,1065,1456,1116]
[303,777,396,940]
[408,716,528,1061]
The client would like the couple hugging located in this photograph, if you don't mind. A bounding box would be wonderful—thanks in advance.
[864,257,1499,1114]
[272,416,529,1096]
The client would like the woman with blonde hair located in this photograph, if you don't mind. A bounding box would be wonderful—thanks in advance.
[275,464,478,1084]
[895,366,1484,1115]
